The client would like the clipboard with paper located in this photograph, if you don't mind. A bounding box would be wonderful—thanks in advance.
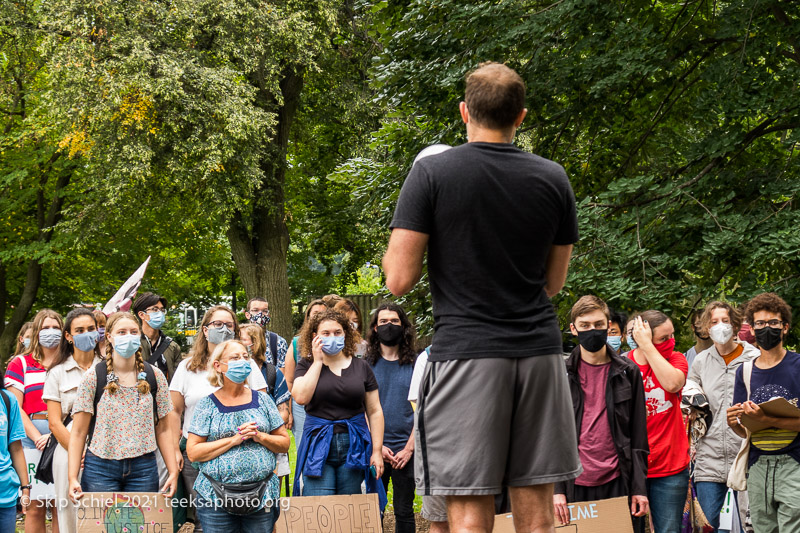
[740,397,800,433]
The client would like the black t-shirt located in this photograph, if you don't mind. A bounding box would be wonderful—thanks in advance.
[295,357,379,421]
[390,142,578,361]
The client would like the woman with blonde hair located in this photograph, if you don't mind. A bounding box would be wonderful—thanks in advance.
[170,306,267,532]
[186,339,289,530]
[67,312,178,500]
[4,309,63,532]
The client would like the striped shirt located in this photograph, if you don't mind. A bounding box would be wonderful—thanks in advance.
[3,354,47,414]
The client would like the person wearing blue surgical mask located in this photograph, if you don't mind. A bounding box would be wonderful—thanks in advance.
[5,309,64,532]
[608,309,628,354]
[43,308,104,533]
[169,305,267,533]
[67,312,179,505]
[132,292,182,384]
[292,310,386,502]
[12,322,33,357]
[186,340,290,531]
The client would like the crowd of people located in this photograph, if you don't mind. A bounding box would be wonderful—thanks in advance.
[2,61,799,533]
[2,288,798,533]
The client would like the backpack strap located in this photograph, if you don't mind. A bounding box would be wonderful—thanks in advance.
[292,337,298,363]
[0,389,10,437]
[268,331,279,366]
[88,361,160,446]
[743,360,754,400]
[261,362,277,396]
[89,361,108,446]
[147,332,172,379]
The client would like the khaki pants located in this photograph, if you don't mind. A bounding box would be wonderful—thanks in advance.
[748,454,800,533]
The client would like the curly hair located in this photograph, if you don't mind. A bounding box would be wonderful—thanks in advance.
[745,292,792,326]
[699,301,742,337]
[187,305,240,372]
[29,309,64,364]
[103,312,150,396]
[298,309,357,360]
[365,302,417,366]
[239,323,267,368]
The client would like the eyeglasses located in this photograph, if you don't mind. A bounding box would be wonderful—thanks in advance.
[146,307,165,314]
[208,320,235,329]
[753,320,785,329]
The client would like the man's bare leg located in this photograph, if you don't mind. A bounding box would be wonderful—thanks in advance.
[509,484,556,533]
[446,495,495,533]
[429,521,450,533]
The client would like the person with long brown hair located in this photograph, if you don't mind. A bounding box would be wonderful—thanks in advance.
[4,309,63,532]
[292,310,385,503]
[67,312,178,500]
[42,308,103,533]
[12,322,33,356]
[169,306,266,532]
[365,302,417,533]
[334,298,368,357]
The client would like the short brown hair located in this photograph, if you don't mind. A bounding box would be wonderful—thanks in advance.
[570,295,610,323]
[465,62,525,129]
[638,310,671,333]
[699,301,742,336]
[745,293,792,326]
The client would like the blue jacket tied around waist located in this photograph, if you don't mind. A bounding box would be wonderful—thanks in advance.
[293,413,387,510]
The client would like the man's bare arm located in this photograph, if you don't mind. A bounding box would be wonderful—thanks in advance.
[544,244,573,298]
[383,228,429,296]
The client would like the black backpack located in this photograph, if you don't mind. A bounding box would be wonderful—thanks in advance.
[88,361,159,445]
[261,361,277,397]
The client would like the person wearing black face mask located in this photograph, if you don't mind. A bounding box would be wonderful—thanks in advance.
[554,296,648,533]
[728,292,800,532]
[365,302,417,533]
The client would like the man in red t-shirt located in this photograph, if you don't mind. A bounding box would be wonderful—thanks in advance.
[554,296,649,532]
[630,310,690,533]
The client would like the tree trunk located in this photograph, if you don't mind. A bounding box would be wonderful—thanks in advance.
[227,66,304,342]
[0,260,43,366]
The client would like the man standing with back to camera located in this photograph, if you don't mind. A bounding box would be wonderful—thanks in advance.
[383,62,582,533]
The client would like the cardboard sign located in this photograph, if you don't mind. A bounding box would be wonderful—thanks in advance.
[493,497,633,533]
[275,494,381,533]
[22,448,56,501]
[77,492,172,533]
[741,397,800,433]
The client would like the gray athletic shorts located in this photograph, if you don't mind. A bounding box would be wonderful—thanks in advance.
[415,354,581,496]
[421,495,448,522]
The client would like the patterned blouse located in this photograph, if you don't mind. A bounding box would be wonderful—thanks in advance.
[188,390,284,509]
[72,366,172,460]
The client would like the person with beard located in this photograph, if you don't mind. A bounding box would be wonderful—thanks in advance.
[365,302,417,533]
[554,296,648,532]
[728,292,800,532]
[685,310,714,371]
[629,310,690,533]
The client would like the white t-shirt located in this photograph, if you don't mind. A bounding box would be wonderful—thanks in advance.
[169,358,268,438]
[407,349,429,403]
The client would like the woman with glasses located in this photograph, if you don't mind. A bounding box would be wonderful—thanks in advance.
[169,305,267,532]
[728,293,800,532]
[186,339,289,531]
[4,309,63,533]
[688,301,758,531]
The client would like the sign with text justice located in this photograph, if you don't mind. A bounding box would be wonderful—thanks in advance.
[275,494,381,533]
[77,492,172,533]
[493,497,633,533]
